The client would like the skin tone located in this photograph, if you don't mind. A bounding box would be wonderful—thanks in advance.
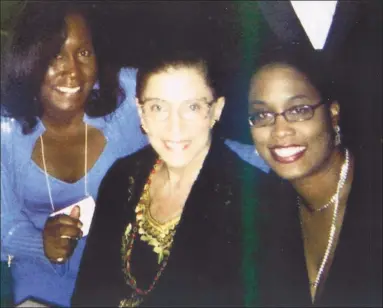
[31,13,107,263]
[137,66,224,223]
[249,63,354,301]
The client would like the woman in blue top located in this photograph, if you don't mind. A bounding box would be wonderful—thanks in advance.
[0,2,147,306]
[1,3,268,306]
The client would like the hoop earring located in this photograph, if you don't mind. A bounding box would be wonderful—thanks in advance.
[334,125,341,146]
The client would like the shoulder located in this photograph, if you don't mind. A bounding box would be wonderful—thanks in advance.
[1,117,24,162]
[114,67,138,117]
[100,145,155,187]
[217,141,270,183]
[224,139,270,173]
[112,145,155,171]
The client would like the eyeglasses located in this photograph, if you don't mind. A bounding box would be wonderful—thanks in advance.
[248,100,326,128]
[140,98,215,122]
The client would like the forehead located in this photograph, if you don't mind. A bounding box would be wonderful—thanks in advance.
[143,66,212,102]
[249,64,319,102]
[64,13,92,43]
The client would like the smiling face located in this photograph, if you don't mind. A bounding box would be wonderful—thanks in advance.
[249,63,339,180]
[137,66,224,169]
[40,13,97,116]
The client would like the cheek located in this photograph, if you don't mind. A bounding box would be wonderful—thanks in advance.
[82,62,98,82]
[306,119,333,147]
[42,66,57,87]
[250,128,270,147]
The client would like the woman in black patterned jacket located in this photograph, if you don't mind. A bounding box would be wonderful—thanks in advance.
[72,50,272,307]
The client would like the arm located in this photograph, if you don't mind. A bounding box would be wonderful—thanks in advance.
[1,161,49,263]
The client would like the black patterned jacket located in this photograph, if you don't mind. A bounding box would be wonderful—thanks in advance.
[71,137,272,307]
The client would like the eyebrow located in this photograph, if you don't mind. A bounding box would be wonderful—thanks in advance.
[250,94,311,106]
[141,97,210,104]
[249,100,266,106]
[287,94,311,103]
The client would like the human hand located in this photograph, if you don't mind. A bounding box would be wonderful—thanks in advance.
[43,206,83,264]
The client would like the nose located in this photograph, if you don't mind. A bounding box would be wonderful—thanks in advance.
[166,108,185,137]
[59,53,79,79]
[271,114,295,139]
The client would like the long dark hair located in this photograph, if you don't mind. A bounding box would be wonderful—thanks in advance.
[1,1,124,134]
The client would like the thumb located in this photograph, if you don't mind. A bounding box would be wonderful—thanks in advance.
[70,205,81,219]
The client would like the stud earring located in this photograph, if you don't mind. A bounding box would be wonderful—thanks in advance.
[254,148,259,156]
[334,125,341,146]
[140,125,147,135]
[211,119,217,128]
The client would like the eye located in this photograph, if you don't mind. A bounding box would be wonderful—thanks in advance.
[253,111,272,119]
[289,105,311,115]
[149,104,163,112]
[188,102,202,112]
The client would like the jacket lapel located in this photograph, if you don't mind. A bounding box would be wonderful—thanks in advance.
[257,1,311,47]
[323,1,360,57]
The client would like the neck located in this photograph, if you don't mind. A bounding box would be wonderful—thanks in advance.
[292,147,350,211]
[42,110,85,136]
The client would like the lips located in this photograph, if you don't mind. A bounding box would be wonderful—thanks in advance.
[163,140,190,151]
[55,86,81,95]
[269,146,306,164]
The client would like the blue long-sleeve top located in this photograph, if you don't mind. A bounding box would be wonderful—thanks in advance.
[0,68,268,307]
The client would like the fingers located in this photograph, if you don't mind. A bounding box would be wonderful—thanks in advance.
[46,213,83,230]
[56,224,83,239]
[49,238,79,263]
[69,205,81,219]
[43,213,83,263]
[46,234,81,263]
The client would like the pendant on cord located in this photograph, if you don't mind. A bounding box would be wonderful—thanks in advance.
[119,292,143,307]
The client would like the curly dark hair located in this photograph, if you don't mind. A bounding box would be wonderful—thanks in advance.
[251,43,339,103]
[1,1,124,134]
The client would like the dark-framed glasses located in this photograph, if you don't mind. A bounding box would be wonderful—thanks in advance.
[140,98,216,122]
[248,100,326,128]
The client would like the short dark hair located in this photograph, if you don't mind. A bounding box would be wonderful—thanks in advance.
[136,48,227,102]
[1,2,124,134]
[251,43,338,102]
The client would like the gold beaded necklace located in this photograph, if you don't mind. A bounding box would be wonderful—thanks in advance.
[120,159,181,307]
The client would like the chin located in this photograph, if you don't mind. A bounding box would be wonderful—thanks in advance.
[268,162,307,181]
[158,151,191,168]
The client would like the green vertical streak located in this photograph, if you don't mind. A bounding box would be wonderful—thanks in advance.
[241,167,259,307]
[233,1,265,306]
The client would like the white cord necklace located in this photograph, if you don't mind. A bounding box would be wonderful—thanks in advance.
[40,123,89,212]
[298,149,350,289]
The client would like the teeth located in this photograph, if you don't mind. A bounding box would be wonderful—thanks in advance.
[273,146,305,158]
[56,86,80,94]
[164,141,188,150]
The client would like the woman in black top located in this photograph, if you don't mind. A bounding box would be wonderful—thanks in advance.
[248,46,382,306]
